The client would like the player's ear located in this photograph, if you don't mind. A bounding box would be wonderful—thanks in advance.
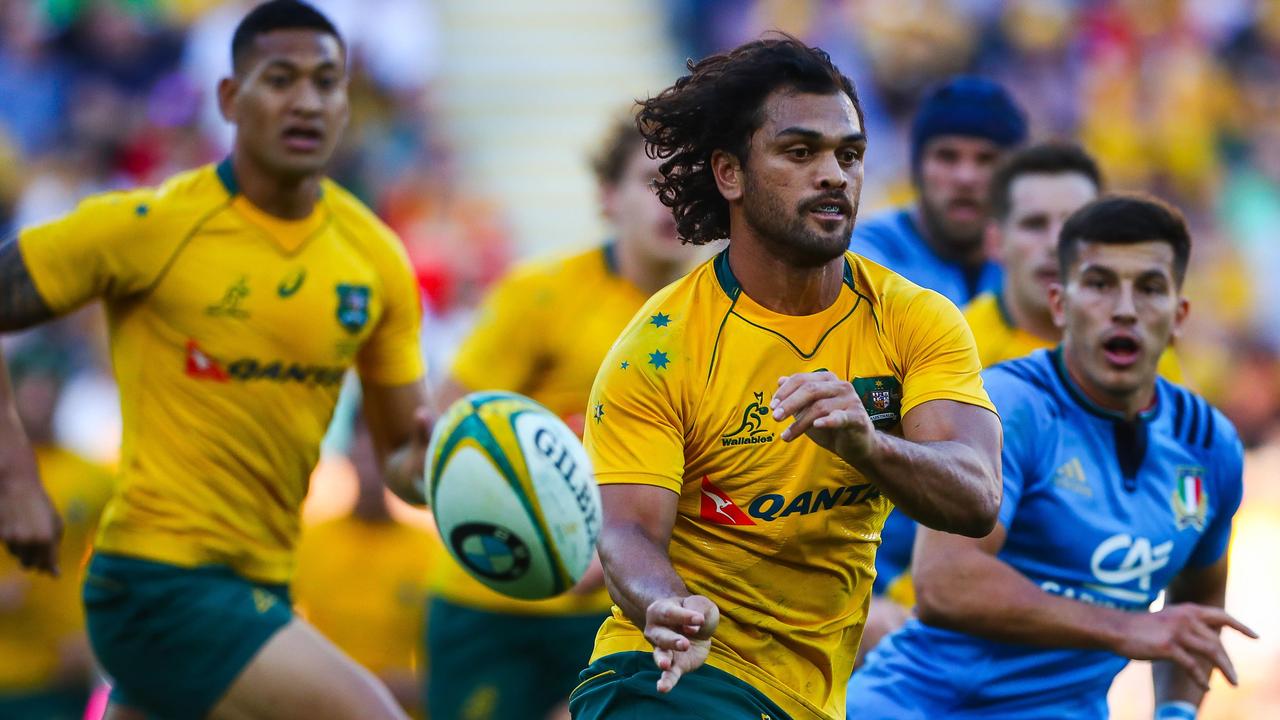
[711,150,743,202]
[1048,282,1067,329]
[217,76,239,123]
[983,219,1003,263]
[1170,295,1190,342]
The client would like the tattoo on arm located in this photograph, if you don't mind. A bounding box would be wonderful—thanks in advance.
[0,235,54,332]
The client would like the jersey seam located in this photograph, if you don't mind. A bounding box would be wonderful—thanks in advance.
[728,293,862,360]
[136,199,236,300]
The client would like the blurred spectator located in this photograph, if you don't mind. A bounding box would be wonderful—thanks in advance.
[293,409,439,719]
[0,338,114,720]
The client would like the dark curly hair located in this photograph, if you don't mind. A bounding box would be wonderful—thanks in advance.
[637,35,863,245]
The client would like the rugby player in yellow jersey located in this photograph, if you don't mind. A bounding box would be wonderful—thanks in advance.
[0,342,113,720]
[0,3,432,719]
[428,116,703,720]
[568,36,1002,720]
[968,142,1183,378]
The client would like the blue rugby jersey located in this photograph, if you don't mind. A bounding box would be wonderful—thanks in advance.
[850,207,1002,593]
[848,348,1244,719]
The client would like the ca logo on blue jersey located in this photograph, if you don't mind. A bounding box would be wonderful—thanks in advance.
[335,284,370,333]
[1085,533,1172,605]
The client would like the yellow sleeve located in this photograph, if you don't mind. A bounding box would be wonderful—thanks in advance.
[583,323,685,495]
[1156,347,1183,383]
[449,267,549,393]
[890,288,995,417]
[17,189,178,313]
[356,236,425,386]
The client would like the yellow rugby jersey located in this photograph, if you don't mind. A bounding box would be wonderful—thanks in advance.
[584,250,995,720]
[965,291,1184,380]
[293,516,436,677]
[17,161,424,584]
[438,244,645,615]
[0,446,113,690]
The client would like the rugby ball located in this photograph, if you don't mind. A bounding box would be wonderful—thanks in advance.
[424,391,602,600]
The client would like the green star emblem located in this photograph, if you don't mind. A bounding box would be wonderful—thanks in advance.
[648,350,670,370]
[649,312,671,328]
[620,361,629,370]
[592,403,605,424]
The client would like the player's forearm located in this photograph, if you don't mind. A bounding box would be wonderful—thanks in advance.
[382,442,426,506]
[915,548,1130,652]
[852,433,999,537]
[0,352,27,457]
[598,521,689,629]
[1153,660,1204,712]
[1152,576,1226,709]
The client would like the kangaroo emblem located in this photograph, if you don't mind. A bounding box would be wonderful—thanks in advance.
[724,392,771,438]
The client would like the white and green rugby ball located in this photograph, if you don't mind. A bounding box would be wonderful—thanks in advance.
[424,391,601,600]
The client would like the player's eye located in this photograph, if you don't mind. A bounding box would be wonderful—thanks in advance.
[1020,216,1048,231]
[838,149,861,165]
[315,75,338,91]
[265,73,291,89]
[788,147,812,160]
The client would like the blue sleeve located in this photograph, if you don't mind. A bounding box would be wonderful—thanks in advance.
[983,366,1044,529]
[1187,416,1244,567]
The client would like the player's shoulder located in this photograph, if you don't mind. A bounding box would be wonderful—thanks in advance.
[321,177,405,256]
[848,251,958,323]
[58,163,227,228]
[849,207,915,260]
[499,243,611,292]
[599,254,719,370]
[1158,379,1243,462]
[963,291,1001,324]
[981,350,1060,412]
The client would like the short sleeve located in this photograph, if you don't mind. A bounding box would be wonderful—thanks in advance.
[1187,422,1244,567]
[356,237,425,386]
[891,287,995,417]
[449,267,548,393]
[17,190,172,313]
[583,327,685,495]
[982,366,1043,529]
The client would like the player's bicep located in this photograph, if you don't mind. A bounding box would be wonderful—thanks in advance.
[0,236,54,331]
[599,484,680,547]
[900,398,1001,464]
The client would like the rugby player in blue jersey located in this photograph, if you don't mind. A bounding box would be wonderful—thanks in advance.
[848,195,1256,720]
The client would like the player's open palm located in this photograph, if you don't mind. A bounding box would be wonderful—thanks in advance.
[1120,603,1257,689]
[772,372,875,462]
[0,444,62,575]
[644,594,720,693]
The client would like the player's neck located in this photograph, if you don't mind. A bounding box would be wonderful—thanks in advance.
[1061,346,1156,420]
[911,206,986,268]
[726,239,843,315]
[229,150,323,220]
[1002,282,1058,342]
[614,239,686,295]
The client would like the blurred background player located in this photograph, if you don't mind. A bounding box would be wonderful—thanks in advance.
[851,74,1028,665]
[294,408,437,719]
[0,338,113,720]
[0,2,432,718]
[968,141,1183,379]
[849,75,1027,307]
[426,114,702,720]
[573,36,1001,719]
[849,195,1256,719]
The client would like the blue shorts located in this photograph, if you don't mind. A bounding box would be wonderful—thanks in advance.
[83,553,293,719]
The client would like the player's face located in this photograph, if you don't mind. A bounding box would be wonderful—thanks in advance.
[994,173,1098,322]
[222,30,349,179]
[739,89,866,267]
[605,147,682,262]
[917,136,1003,255]
[1052,241,1188,403]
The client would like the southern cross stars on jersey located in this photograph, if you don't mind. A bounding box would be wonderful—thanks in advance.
[965,290,1184,381]
[848,349,1244,720]
[437,244,645,615]
[583,250,994,720]
[16,160,424,584]
[849,208,1001,307]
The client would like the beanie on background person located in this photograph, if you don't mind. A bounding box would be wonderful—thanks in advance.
[910,76,1029,170]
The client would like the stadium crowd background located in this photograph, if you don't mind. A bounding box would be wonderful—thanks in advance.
[0,0,1278,718]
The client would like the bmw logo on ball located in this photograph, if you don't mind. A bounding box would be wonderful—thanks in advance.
[450,522,532,581]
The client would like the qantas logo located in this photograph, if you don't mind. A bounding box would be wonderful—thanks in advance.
[184,340,345,386]
[698,476,880,525]
[700,477,755,525]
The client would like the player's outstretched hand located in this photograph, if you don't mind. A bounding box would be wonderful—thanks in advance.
[644,594,720,693]
[0,446,62,576]
[1119,603,1258,689]
[772,372,875,462]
